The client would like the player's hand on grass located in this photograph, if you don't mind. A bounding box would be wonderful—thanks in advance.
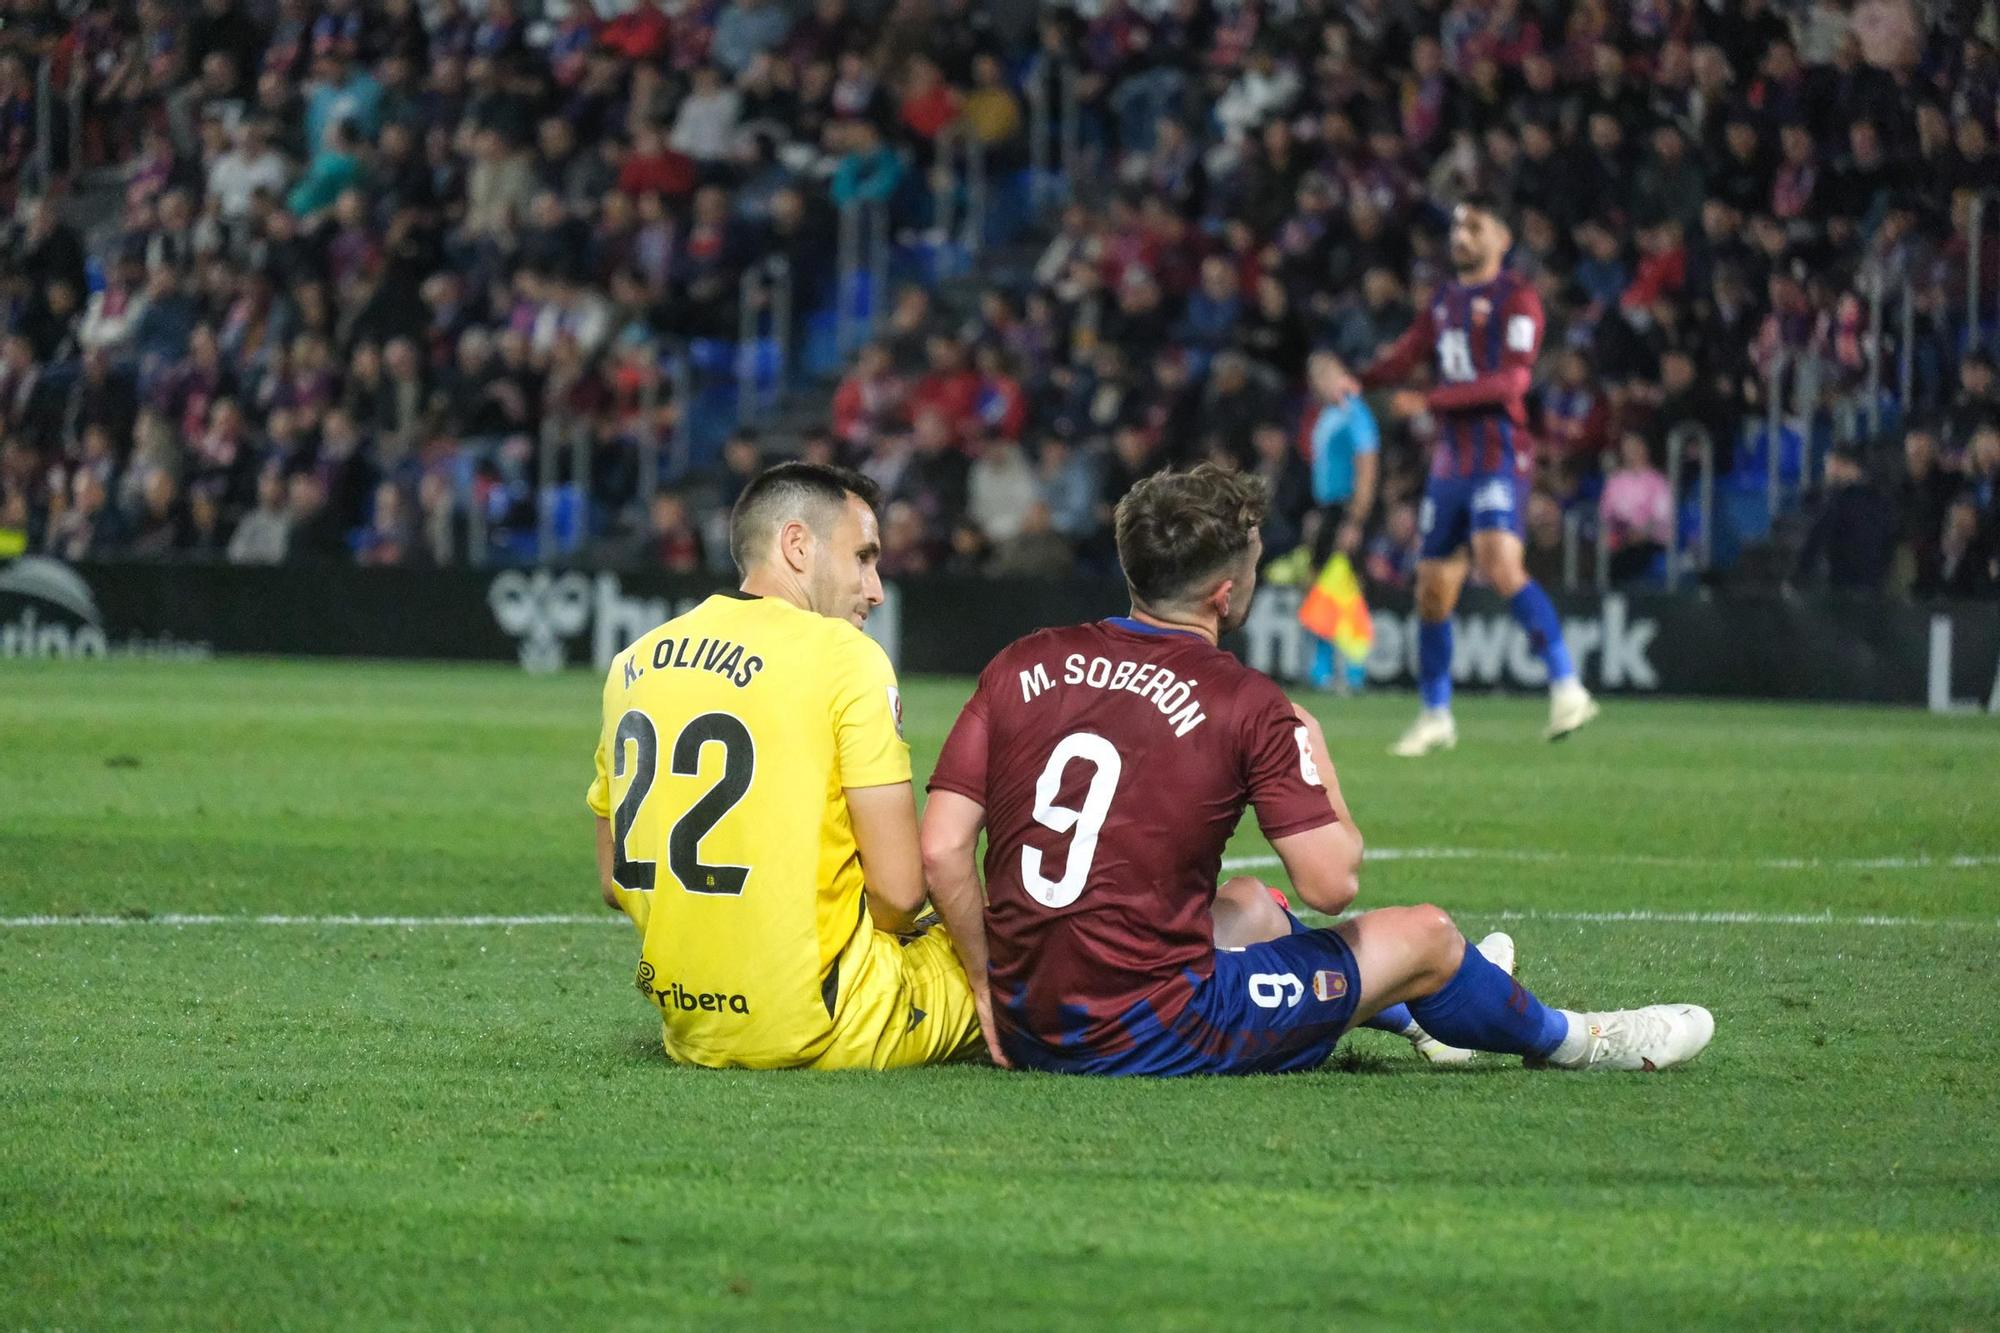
[975,989,1011,1068]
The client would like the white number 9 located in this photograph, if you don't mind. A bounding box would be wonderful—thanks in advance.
[1022,732,1123,909]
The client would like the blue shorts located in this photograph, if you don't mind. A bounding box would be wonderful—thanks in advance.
[1418,472,1529,560]
[999,923,1363,1077]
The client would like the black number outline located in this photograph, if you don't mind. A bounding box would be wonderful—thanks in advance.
[667,713,755,896]
[611,710,659,891]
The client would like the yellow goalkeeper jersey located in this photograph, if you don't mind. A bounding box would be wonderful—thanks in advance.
[587,591,913,1068]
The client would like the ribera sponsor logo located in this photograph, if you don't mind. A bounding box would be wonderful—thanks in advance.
[1243,586,1659,692]
[0,556,211,661]
[635,960,750,1015]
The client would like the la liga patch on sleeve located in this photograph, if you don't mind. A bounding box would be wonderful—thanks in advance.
[887,686,903,738]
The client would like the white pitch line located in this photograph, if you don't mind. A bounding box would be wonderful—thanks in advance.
[2,906,1994,931]
[3,851,1994,931]
[1220,848,2000,873]
[0,913,619,928]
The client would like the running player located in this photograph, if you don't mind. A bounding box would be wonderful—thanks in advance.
[588,462,982,1070]
[1357,192,1598,756]
[919,464,1711,1076]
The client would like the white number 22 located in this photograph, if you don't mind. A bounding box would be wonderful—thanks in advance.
[1021,732,1123,909]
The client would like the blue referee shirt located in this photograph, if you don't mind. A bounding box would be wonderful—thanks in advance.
[1308,396,1380,507]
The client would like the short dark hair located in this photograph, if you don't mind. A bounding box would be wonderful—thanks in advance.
[1113,463,1267,608]
[728,461,880,575]
[1456,189,1513,232]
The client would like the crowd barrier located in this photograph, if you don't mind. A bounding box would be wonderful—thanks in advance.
[2,557,1996,711]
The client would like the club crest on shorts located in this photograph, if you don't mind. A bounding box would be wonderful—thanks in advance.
[1312,969,1348,1003]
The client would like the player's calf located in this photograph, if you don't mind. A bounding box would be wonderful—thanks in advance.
[1340,905,1711,1072]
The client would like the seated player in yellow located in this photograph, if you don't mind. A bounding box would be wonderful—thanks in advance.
[587,461,985,1070]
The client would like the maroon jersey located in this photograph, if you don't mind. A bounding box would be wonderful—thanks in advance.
[1359,270,1543,479]
[927,618,1340,1054]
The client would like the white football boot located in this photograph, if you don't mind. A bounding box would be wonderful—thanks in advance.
[1407,932,1517,1065]
[1545,679,1600,741]
[1536,1004,1715,1072]
[1389,708,1457,757]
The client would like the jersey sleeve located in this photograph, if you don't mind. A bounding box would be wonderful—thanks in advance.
[1238,678,1339,842]
[585,658,621,818]
[1357,302,1437,389]
[831,628,913,789]
[926,674,992,805]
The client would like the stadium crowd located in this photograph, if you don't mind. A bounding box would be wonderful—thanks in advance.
[0,0,1994,597]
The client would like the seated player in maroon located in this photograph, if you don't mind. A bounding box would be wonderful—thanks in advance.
[920,464,1713,1076]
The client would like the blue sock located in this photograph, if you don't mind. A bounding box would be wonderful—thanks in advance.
[1507,582,1576,686]
[1407,939,1570,1058]
[1417,619,1453,710]
[1361,1003,1418,1036]
[1310,637,1335,688]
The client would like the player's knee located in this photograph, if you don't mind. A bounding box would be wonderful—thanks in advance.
[1476,544,1527,596]
[1217,876,1291,940]
[1408,904,1465,984]
[1414,577,1454,622]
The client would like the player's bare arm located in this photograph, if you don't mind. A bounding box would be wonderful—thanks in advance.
[1270,823,1361,915]
[1340,450,1378,553]
[920,789,1007,1066]
[845,781,926,933]
[595,815,620,911]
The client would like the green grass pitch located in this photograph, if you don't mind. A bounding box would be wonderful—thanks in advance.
[2,658,1997,1330]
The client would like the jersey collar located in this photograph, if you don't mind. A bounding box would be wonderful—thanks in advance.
[1103,616,1206,641]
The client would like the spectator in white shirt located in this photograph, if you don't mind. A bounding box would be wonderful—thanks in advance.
[670,65,743,164]
[208,119,292,222]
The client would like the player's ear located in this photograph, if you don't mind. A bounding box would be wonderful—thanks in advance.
[1208,575,1236,624]
[779,517,813,573]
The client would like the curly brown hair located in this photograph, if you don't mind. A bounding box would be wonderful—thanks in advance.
[1113,463,1268,608]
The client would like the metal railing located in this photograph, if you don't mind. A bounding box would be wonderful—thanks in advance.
[1663,422,1715,591]
[1864,270,1917,424]
[1965,190,2000,350]
[1760,349,1820,517]
[67,47,84,174]
[1059,63,1082,202]
[931,129,989,276]
[834,197,891,357]
[1026,60,1052,214]
[30,53,53,193]
[735,254,792,423]
[636,361,662,506]
[1026,58,1081,214]
[1560,509,1609,592]
[535,402,593,564]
